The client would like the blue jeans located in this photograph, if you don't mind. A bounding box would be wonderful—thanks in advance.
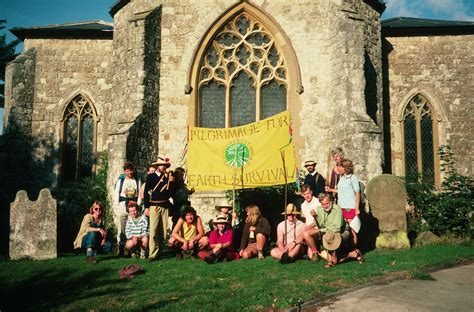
[82,232,112,253]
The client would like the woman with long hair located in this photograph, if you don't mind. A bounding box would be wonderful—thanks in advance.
[73,201,111,263]
[239,205,271,260]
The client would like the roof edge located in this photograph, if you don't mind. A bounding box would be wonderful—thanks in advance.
[109,0,131,17]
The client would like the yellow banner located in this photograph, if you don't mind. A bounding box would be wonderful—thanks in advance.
[187,110,296,191]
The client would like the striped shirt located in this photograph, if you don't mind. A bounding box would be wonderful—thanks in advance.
[125,215,149,239]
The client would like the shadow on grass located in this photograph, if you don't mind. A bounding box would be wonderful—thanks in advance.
[0,266,126,311]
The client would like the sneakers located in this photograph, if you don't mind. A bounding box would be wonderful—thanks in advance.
[257,251,265,260]
[131,252,138,259]
[86,256,97,264]
[140,254,147,260]
[205,253,218,264]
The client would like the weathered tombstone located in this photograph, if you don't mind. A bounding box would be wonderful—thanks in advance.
[9,188,57,260]
[366,174,410,249]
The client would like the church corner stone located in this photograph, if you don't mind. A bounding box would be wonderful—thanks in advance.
[366,174,410,249]
[9,188,57,260]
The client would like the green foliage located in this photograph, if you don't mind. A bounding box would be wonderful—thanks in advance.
[53,153,114,251]
[1,19,21,106]
[0,244,473,311]
[405,145,473,237]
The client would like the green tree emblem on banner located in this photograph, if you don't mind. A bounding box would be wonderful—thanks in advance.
[225,142,250,168]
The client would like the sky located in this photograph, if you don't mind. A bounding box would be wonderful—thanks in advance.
[1,0,474,133]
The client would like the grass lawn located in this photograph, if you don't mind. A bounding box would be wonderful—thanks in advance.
[1,243,473,311]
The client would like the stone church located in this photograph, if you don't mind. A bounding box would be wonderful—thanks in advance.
[3,0,473,219]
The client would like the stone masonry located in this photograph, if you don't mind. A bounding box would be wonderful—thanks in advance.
[105,0,385,224]
[385,33,474,179]
[9,189,57,260]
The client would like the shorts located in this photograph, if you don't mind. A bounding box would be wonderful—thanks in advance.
[342,208,356,220]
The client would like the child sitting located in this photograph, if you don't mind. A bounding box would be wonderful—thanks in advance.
[124,201,149,259]
[203,213,240,264]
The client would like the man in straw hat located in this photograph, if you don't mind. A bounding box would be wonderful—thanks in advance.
[144,157,175,261]
[270,203,307,264]
[203,213,239,264]
[310,193,363,268]
[303,160,326,196]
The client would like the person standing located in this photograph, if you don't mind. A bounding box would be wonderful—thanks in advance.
[171,167,194,228]
[326,147,344,203]
[139,164,156,216]
[113,162,141,256]
[335,159,361,247]
[144,157,174,261]
[303,160,326,196]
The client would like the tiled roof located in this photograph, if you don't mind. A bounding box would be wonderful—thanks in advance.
[382,17,474,36]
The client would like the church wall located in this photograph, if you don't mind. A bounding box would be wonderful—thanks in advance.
[110,0,384,223]
[3,38,112,188]
[385,34,474,178]
[108,1,163,189]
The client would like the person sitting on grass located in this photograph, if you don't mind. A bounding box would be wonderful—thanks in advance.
[312,193,363,268]
[125,201,149,259]
[239,205,271,260]
[203,213,240,264]
[73,201,111,264]
[270,203,307,264]
[168,206,208,260]
[299,184,322,261]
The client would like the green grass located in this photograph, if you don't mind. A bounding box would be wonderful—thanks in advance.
[0,243,473,311]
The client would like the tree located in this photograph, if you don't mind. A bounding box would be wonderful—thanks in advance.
[0,19,20,108]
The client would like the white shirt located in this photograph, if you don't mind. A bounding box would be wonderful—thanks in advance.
[301,196,321,226]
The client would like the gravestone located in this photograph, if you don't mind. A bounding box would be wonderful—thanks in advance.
[9,189,57,260]
[366,174,410,249]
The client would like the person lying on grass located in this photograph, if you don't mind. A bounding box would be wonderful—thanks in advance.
[270,203,307,264]
[202,213,240,264]
[125,201,149,259]
[168,206,208,260]
[239,205,271,260]
[73,201,111,264]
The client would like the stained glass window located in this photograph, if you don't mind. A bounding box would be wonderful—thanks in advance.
[62,95,97,181]
[403,94,436,183]
[198,12,288,127]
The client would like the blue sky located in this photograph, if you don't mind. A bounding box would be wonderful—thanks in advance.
[1,0,474,132]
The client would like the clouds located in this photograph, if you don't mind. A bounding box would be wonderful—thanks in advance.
[383,0,474,21]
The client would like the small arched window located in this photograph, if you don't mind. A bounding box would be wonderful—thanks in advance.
[198,12,288,128]
[61,95,98,181]
[403,94,436,183]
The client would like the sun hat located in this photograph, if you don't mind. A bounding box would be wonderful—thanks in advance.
[213,213,231,224]
[322,231,342,251]
[151,157,171,168]
[215,204,233,212]
[281,203,301,215]
[304,160,317,167]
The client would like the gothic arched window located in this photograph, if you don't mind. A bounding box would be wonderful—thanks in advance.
[198,12,288,128]
[61,95,98,181]
[403,94,437,183]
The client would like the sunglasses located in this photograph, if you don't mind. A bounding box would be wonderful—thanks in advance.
[93,208,102,212]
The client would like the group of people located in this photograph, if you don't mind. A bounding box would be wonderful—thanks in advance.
[74,147,365,268]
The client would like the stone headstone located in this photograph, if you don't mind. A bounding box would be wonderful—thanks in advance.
[366,174,410,249]
[9,188,57,260]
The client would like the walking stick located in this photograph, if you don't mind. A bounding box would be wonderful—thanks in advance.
[280,150,288,245]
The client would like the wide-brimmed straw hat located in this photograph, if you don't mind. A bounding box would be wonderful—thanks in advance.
[323,231,342,251]
[151,157,171,168]
[215,204,233,212]
[213,213,231,224]
[281,203,301,215]
[304,160,317,167]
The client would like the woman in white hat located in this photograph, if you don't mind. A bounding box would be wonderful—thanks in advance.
[203,213,239,264]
